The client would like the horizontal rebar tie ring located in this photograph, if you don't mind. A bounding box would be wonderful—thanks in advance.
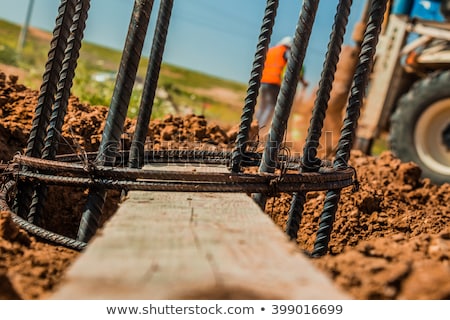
[53,150,305,169]
[0,180,87,251]
[12,155,354,193]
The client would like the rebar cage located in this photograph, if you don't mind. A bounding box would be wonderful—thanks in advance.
[0,0,388,255]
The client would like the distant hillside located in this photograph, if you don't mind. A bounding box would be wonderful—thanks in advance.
[0,19,246,126]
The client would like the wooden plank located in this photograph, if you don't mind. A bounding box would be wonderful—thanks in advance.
[51,165,348,300]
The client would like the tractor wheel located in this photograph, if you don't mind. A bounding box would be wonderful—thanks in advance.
[390,70,450,185]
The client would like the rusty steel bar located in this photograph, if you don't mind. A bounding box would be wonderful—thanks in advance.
[14,171,354,194]
[31,150,304,169]
[13,155,342,182]
[12,155,347,185]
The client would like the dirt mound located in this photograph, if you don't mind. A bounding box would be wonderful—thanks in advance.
[1,69,449,300]
[288,45,358,155]
[267,151,450,299]
[0,70,231,161]
[148,114,230,149]
[0,210,76,300]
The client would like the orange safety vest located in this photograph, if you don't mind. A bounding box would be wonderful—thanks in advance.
[261,45,289,86]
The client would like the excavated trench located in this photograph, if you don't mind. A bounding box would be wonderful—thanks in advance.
[0,71,449,300]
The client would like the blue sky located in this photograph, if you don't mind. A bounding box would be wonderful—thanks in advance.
[0,0,365,87]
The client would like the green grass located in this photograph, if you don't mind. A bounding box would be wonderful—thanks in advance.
[159,63,245,91]
[371,134,389,156]
[0,20,22,47]
[0,19,246,126]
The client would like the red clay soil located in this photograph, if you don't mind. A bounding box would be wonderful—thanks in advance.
[267,152,450,299]
[1,70,449,300]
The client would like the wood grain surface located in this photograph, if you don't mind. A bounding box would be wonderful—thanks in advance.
[52,165,348,300]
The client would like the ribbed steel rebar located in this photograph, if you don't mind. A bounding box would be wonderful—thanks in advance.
[12,155,350,185]
[78,0,154,243]
[253,0,319,209]
[129,0,174,169]
[29,0,90,225]
[285,191,306,240]
[43,0,90,162]
[286,0,352,241]
[46,149,305,170]
[25,0,76,159]
[230,0,279,173]
[14,0,77,220]
[96,0,154,166]
[302,0,352,170]
[1,179,86,251]
[11,212,87,251]
[312,0,388,257]
[15,171,354,194]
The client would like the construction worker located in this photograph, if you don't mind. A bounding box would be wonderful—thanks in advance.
[255,36,308,129]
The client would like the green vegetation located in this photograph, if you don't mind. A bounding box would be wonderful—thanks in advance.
[371,134,389,156]
[0,44,18,66]
[0,19,246,126]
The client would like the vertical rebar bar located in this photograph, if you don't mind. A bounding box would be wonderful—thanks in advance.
[231,0,279,173]
[17,0,35,55]
[129,0,174,169]
[13,0,76,220]
[285,191,306,240]
[28,0,90,225]
[312,0,388,257]
[253,0,319,209]
[286,0,352,241]
[77,0,154,243]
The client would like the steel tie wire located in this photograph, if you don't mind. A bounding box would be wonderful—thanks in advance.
[231,0,279,173]
[77,0,154,243]
[286,0,353,241]
[312,0,388,257]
